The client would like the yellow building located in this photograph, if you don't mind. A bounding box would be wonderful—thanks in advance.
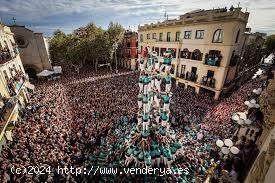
[0,23,31,152]
[138,7,249,99]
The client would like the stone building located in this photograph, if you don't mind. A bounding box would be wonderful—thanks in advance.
[138,7,249,99]
[0,23,31,152]
[120,30,138,70]
[244,72,275,183]
[9,25,52,77]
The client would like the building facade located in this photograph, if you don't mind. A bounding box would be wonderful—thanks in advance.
[0,24,31,152]
[120,30,138,70]
[9,25,52,77]
[138,7,249,99]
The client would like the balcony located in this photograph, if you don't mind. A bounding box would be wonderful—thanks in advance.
[179,71,198,83]
[0,97,18,139]
[6,72,26,97]
[200,76,216,88]
[0,45,19,65]
[204,52,222,67]
[180,49,203,62]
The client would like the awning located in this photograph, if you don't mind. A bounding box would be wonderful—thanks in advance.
[37,70,55,77]
[53,66,62,74]
[25,82,35,90]
[5,131,13,141]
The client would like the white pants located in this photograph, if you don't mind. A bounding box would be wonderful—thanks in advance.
[154,97,160,108]
[151,79,155,89]
[143,121,150,131]
[161,119,168,127]
[156,157,160,167]
[156,115,160,123]
[125,155,133,166]
[140,63,144,71]
[138,101,142,109]
[155,81,161,92]
[137,117,142,126]
[148,83,152,93]
[155,62,160,70]
[143,103,149,113]
[165,65,171,73]
[163,157,168,167]
[160,64,166,72]
[147,65,153,71]
[139,83,143,93]
[166,83,171,93]
[143,84,148,95]
[164,103,170,111]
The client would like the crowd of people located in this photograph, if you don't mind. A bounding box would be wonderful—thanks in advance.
[0,62,267,182]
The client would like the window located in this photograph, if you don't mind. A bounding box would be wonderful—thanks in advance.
[160,48,166,56]
[152,33,157,39]
[159,33,163,41]
[212,29,223,43]
[140,34,143,42]
[207,70,214,78]
[169,48,176,58]
[167,32,171,42]
[191,49,203,61]
[235,29,240,43]
[195,30,204,39]
[147,33,150,39]
[176,32,180,41]
[184,31,192,39]
[181,48,190,59]
[155,47,160,56]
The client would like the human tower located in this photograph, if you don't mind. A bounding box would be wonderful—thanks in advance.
[124,47,182,168]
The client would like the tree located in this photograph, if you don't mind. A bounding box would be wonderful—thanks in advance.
[265,34,275,53]
[49,22,125,72]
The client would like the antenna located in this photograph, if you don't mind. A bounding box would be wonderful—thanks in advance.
[164,10,168,21]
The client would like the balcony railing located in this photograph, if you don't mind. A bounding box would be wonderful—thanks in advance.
[204,55,222,66]
[179,71,198,83]
[0,46,19,65]
[6,72,26,97]
[0,97,17,139]
[200,76,216,88]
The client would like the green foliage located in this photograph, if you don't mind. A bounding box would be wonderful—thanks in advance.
[49,22,125,68]
[265,34,275,53]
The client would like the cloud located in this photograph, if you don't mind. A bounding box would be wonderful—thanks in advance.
[0,0,274,36]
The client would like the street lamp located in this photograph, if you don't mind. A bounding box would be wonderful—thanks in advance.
[113,42,118,74]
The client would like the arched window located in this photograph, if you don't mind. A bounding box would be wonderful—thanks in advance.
[235,29,240,43]
[212,29,223,43]
[192,49,203,61]
[140,34,143,42]
[181,48,190,59]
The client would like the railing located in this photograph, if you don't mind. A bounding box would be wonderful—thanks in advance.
[200,76,216,88]
[0,49,19,65]
[204,55,221,66]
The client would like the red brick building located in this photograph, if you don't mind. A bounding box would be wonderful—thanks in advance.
[120,30,138,70]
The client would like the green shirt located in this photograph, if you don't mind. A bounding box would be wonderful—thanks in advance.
[143,113,149,121]
[144,76,150,85]
[139,75,144,83]
[165,75,172,84]
[163,57,172,64]
[162,95,170,103]
[143,95,149,103]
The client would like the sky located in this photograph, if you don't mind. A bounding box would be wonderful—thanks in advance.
[0,0,274,36]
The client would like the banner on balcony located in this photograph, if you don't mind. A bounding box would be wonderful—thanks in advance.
[25,82,35,90]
